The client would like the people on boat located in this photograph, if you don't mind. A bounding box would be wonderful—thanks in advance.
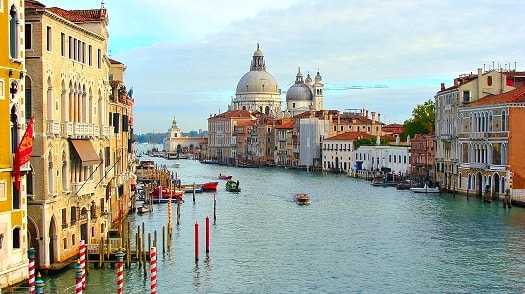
[236,180,239,189]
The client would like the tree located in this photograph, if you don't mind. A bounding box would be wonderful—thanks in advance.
[401,99,435,140]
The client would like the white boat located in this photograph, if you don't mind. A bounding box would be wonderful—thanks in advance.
[137,204,150,214]
[410,184,440,193]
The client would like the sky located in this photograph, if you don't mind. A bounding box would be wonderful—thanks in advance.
[41,0,525,135]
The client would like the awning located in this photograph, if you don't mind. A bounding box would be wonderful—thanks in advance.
[70,139,102,166]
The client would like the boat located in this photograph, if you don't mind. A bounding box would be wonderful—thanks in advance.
[180,184,203,193]
[410,184,440,193]
[225,180,241,192]
[218,174,233,180]
[202,181,219,191]
[395,180,413,190]
[371,175,397,187]
[150,186,184,198]
[151,197,181,204]
[137,204,150,214]
[295,193,310,205]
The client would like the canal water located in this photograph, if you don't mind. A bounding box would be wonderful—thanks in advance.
[40,157,525,293]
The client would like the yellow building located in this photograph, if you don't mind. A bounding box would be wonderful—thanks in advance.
[24,1,117,271]
[0,0,30,288]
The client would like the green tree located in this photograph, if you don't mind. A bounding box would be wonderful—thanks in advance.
[401,99,435,140]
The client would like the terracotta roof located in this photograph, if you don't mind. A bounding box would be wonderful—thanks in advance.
[109,58,123,64]
[325,132,373,141]
[48,7,107,22]
[25,0,46,9]
[212,110,254,119]
[467,85,525,107]
[275,120,294,129]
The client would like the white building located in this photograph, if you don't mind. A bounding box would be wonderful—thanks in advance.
[299,117,330,170]
[355,145,410,176]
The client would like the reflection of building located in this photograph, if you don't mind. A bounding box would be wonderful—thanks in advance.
[0,0,29,287]
[163,117,206,158]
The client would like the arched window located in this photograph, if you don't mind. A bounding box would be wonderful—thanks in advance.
[13,227,21,249]
[9,5,19,59]
[25,76,33,121]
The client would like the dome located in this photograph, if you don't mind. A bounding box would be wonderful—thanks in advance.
[236,71,279,94]
[286,68,313,101]
[286,83,313,101]
[235,44,280,94]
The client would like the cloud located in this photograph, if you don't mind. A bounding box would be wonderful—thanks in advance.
[42,0,525,134]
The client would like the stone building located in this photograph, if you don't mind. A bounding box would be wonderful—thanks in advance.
[0,0,30,287]
[24,1,133,271]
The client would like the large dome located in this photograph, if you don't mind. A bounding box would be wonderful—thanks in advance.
[236,71,279,94]
[235,44,279,95]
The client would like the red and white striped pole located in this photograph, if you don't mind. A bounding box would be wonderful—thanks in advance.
[28,247,35,294]
[150,247,157,294]
[79,240,86,289]
[116,250,125,294]
[75,261,83,294]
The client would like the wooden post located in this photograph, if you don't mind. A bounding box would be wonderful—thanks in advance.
[162,226,165,253]
[193,182,196,203]
[99,238,104,268]
[213,193,217,225]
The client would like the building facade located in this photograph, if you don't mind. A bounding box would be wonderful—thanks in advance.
[0,0,30,287]
[24,1,131,271]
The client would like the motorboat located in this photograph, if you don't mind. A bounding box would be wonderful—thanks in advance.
[410,184,440,193]
[202,181,219,191]
[295,193,310,205]
[225,180,241,192]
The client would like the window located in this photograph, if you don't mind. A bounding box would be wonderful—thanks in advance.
[70,207,78,224]
[46,26,52,51]
[68,36,73,58]
[61,33,65,56]
[13,228,21,249]
[97,48,101,69]
[88,45,92,65]
[487,76,492,86]
[25,24,32,50]
[463,91,470,103]
[9,5,19,59]
[62,208,67,228]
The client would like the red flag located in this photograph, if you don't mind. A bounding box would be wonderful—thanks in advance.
[14,117,34,190]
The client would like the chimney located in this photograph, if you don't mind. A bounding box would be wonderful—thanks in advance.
[371,112,376,124]
[366,110,369,118]
[377,113,381,123]
[440,83,445,91]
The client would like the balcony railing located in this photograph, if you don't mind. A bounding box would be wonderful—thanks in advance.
[47,120,61,136]
[469,132,488,140]
[72,180,95,197]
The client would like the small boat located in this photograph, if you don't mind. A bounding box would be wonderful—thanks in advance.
[410,184,440,193]
[202,181,219,191]
[225,180,241,192]
[181,184,203,193]
[151,197,181,204]
[218,174,233,180]
[371,176,397,187]
[137,204,149,214]
[295,193,310,205]
[150,186,184,198]
[395,180,413,190]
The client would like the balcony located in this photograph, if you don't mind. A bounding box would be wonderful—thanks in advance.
[72,180,95,197]
[469,162,488,170]
[47,120,61,136]
[469,132,488,140]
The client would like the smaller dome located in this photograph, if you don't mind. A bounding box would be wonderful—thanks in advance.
[314,71,323,85]
[286,83,313,101]
[253,43,263,57]
[286,67,313,101]
[305,73,313,85]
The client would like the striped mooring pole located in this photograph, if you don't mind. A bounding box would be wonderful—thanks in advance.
[28,247,35,294]
[150,247,157,294]
[79,240,86,289]
[75,261,83,294]
[116,250,125,294]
